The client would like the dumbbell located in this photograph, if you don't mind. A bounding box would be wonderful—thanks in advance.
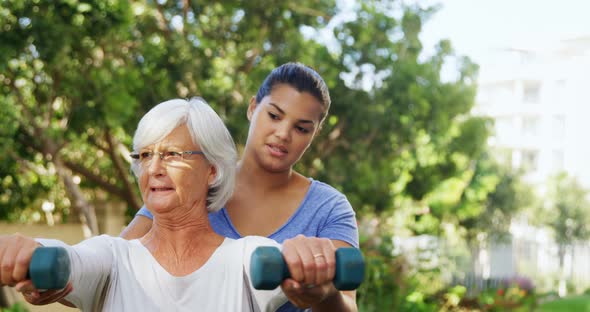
[250,247,364,290]
[28,247,71,289]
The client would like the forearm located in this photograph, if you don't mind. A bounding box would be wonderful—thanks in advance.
[120,215,153,239]
[38,236,113,310]
[58,298,76,307]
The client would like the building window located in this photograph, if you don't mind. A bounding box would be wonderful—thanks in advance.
[521,150,538,171]
[495,117,514,140]
[552,115,565,141]
[478,82,516,108]
[552,150,564,172]
[522,116,539,137]
[523,82,541,103]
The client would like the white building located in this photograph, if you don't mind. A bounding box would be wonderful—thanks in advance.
[469,37,590,293]
[473,36,590,191]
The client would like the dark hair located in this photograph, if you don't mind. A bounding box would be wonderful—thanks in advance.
[255,62,331,124]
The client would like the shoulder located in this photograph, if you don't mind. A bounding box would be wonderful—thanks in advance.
[305,178,352,212]
[305,179,359,247]
[72,235,136,257]
[89,234,130,246]
[308,178,347,199]
[74,234,117,247]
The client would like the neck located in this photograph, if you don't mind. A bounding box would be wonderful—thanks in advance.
[237,156,296,190]
[141,204,222,260]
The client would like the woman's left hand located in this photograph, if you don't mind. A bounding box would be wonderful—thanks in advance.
[280,235,338,308]
[15,279,74,306]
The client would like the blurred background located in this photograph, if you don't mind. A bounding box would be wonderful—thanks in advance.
[1,0,589,311]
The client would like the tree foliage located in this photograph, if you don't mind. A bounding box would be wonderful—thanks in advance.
[298,2,489,221]
[1,0,529,309]
[543,173,590,245]
[1,0,522,287]
[0,0,336,231]
[1,0,494,230]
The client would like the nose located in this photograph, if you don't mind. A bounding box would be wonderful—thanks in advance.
[274,121,291,142]
[147,155,166,176]
[153,152,167,160]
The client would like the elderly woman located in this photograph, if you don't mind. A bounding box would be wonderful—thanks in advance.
[0,98,338,311]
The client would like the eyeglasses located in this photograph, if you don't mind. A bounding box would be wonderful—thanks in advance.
[130,150,205,166]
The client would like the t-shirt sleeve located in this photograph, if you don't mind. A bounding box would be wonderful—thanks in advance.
[318,194,359,248]
[136,205,153,220]
[36,236,114,311]
[242,236,287,312]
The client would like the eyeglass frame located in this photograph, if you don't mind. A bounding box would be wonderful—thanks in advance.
[130,150,205,165]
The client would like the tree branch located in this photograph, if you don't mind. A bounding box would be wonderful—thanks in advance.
[316,121,350,157]
[155,3,173,40]
[53,155,99,236]
[287,3,332,21]
[104,128,142,210]
[62,159,129,201]
[182,0,189,36]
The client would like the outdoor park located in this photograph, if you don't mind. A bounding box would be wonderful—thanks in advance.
[2,0,590,311]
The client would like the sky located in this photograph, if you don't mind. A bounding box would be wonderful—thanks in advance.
[418,0,590,189]
[419,0,590,80]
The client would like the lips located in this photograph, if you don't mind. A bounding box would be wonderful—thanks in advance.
[150,187,174,192]
[267,143,287,156]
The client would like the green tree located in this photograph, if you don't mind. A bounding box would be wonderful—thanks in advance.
[432,152,533,275]
[0,0,137,234]
[1,0,490,228]
[300,1,488,220]
[1,1,500,310]
[0,0,336,233]
[545,173,590,248]
[543,173,590,294]
[302,1,495,308]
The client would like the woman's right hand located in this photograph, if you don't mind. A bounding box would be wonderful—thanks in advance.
[280,235,338,308]
[0,233,40,287]
[1,234,74,306]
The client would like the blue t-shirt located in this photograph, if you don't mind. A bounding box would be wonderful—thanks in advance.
[135,178,359,311]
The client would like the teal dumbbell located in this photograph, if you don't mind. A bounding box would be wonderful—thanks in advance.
[28,247,71,289]
[250,247,364,290]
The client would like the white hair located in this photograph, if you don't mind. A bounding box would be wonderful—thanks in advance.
[131,97,237,212]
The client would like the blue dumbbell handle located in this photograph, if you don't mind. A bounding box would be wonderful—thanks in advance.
[27,247,71,289]
[250,247,365,290]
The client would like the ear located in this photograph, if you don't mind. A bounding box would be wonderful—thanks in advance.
[207,164,217,186]
[247,96,257,121]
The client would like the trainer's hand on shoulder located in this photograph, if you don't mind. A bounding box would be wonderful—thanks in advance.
[281,235,338,308]
[0,233,40,287]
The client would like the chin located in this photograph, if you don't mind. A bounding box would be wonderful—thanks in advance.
[148,201,177,212]
[263,162,291,173]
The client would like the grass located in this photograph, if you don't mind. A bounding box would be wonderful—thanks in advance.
[538,294,590,312]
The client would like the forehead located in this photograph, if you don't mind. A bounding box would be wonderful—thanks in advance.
[263,84,325,120]
[148,125,197,149]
